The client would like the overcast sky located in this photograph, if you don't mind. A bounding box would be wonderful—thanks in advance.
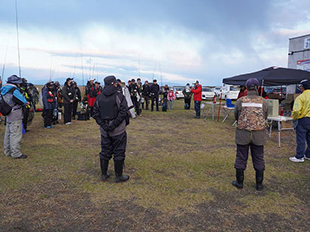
[0,0,309,86]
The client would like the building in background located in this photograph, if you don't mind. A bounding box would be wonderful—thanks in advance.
[288,33,310,70]
[287,34,310,94]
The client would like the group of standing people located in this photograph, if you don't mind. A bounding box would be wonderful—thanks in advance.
[4,73,310,191]
[127,78,175,114]
[126,78,203,115]
[42,78,81,128]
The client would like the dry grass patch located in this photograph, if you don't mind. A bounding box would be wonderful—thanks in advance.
[1,99,310,231]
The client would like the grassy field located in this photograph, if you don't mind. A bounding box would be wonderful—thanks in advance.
[0,99,309,231]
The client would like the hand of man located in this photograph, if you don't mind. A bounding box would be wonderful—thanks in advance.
[108,123,116,132]
[101,122,109,131]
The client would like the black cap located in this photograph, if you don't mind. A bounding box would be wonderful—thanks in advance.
[7,75,23,84]
[104,75,117,85]
[66,77,73,82]
[47,82,54,87]
[153,79,157,82]
[301,80,310,90]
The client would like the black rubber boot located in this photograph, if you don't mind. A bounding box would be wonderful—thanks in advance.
[256,170,264,191]
[232,169,244,189]
[114,160,130,183]
[100,159,110,182]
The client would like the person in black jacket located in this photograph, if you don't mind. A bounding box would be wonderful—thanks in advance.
[62,77,76,125]
[42,82,56,128]
[128,79,140,116]
[150,79,160,111]
[142,80,151,110]
[72,81,81,120]
[93,75,130,183]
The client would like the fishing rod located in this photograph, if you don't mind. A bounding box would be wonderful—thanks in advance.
[15,0,21,77]
[80,53,84,87]
[72,53,78,78]
[49,54,54,81]
[1,36,10,82]
[159,62,162,87]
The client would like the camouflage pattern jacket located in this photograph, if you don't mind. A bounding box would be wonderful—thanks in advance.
[234,90,269,146]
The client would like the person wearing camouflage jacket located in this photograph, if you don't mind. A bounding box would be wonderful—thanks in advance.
[232,78,268,191]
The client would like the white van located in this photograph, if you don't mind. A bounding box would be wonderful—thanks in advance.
[221,84,239,100]
[201,87,215,100]
[173,86,184,99]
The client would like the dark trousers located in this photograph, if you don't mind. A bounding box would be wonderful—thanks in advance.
[23,107,29,130]
[44,109,53,127]
[194,101,201,116]
[99,130,127,161]
[89,106,94,117]
[296,117,310,159]
[142,96,149,110]
[234,144,265,171]
[63,103,72,124]
[151,95,159,111]
[72,100,78,118]
[184,98,191,109]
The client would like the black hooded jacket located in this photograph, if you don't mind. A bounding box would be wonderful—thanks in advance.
[93,85,128,136]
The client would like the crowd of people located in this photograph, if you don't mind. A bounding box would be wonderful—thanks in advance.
[2,74,310,188]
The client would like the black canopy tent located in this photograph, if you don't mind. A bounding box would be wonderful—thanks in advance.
[217,66,310,122]
[222,66,310,86]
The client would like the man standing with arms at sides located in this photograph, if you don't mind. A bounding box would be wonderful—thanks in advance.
[289,80,310,163]
[93,75,130,183]
[232,78,268,191]
[62,78,76,125]
[150,79,160,111]
[191,80,202,118]
[142,80,151,110]
[128,79,140,116]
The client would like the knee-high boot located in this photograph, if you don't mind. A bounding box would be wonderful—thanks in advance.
[114,160,130,183]
[100,159,110,182]
[232,169,244,189]
[256,170,264,191]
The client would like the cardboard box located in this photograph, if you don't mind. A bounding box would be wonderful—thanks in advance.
[267,93,279,99]
[286,94,295,101]
[281,120,293,129]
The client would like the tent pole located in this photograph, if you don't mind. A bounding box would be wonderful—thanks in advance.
[261,79,264,97]
[217,92,223,122]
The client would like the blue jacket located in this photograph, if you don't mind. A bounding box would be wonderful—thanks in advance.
[1,84,27,122]
[1,84,27,105]
[42,87,56,110]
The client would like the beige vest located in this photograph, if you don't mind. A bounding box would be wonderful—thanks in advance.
[238,96,265,131]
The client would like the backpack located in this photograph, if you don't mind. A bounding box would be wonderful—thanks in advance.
[0,87,16,116]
